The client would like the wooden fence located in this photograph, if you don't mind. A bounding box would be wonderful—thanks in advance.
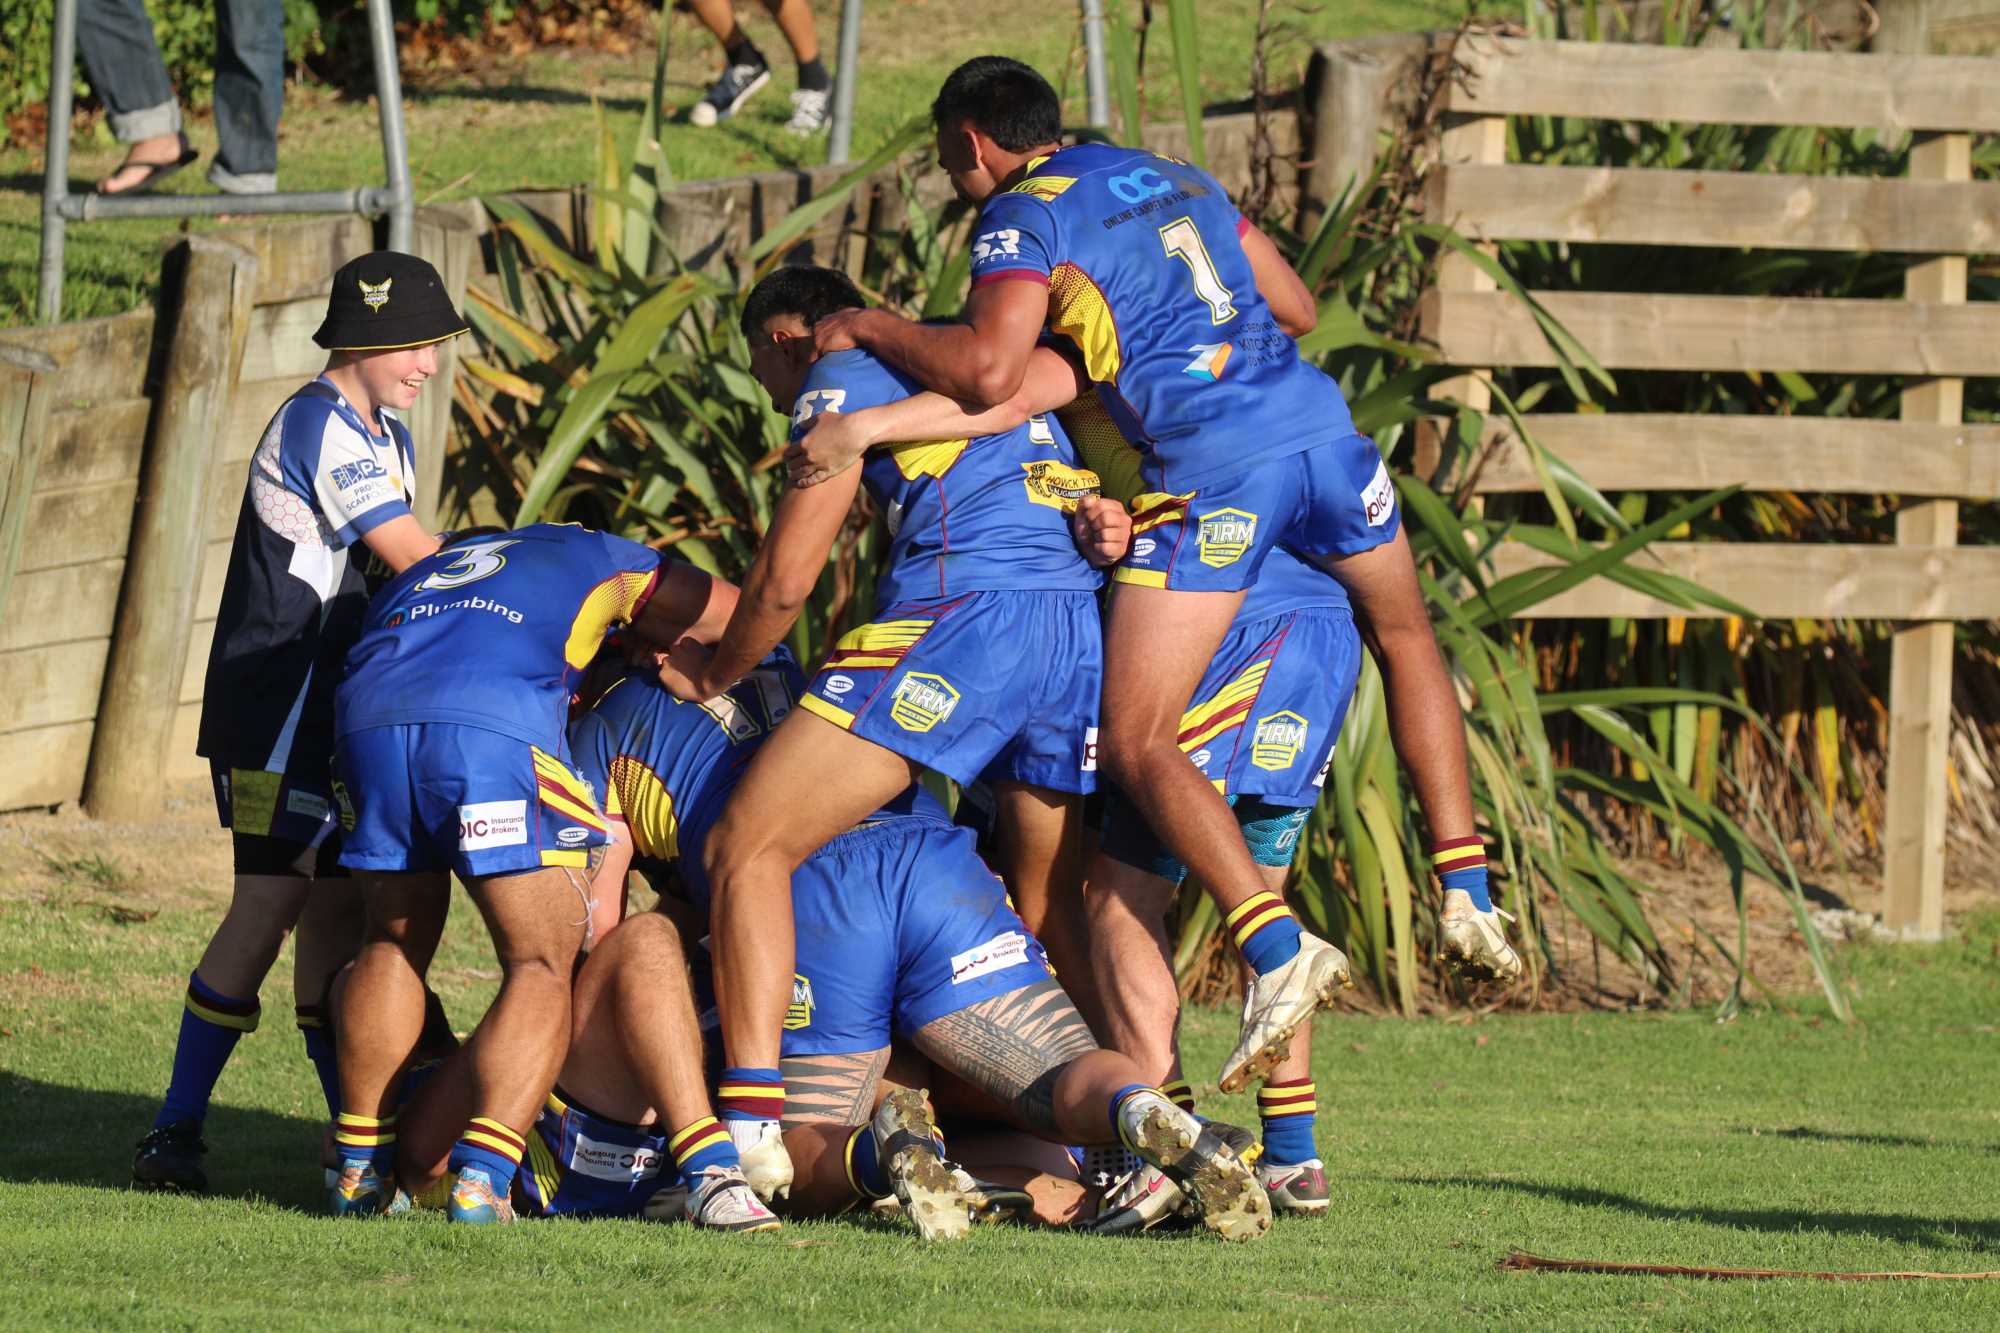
[1421,35,2000,937]
[0,207,476,816]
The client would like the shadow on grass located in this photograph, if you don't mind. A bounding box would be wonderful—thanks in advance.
[402,84,650,115]
[1411,1176,2000,1252]
[1746,1125,2000,1154]
[1,1076,326,1213]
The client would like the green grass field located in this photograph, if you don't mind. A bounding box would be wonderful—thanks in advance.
[0,0,1461,326]
[4,815,1999,1329]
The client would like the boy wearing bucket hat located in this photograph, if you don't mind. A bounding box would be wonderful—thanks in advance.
[131,252,468,1194]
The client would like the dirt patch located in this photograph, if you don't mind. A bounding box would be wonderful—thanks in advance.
[0,781,231,910]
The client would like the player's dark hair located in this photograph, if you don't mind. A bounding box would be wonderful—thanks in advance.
[441,524,509,546]
[931,56,1062,153]
[739,265,866,341]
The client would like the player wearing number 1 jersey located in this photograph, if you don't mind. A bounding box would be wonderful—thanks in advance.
[804,57,1510,1099]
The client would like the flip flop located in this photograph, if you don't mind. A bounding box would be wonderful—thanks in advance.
[94,132,199,196]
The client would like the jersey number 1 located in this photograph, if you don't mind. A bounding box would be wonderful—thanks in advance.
[1159,217,1237,324]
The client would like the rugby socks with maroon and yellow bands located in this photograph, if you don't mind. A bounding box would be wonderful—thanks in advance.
[717,1068,784,1122]
[450,1116,527,1193]
[1228,890,1303,975]
[154,971,258,1129]
[1431,836,1492,912]
[335,1112,396,1171]
[1258,1079,1318,1166]
[843,1125,891,1200]
[668,1116,740,1180]
[295,1005,340,1118]
[1161,1078,1197,1115]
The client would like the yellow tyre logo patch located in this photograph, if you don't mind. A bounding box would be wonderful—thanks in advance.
[890,672,961,733]
[1197,507,1258,568]
[1252,710,1309,771]
[1021,460,1101,512]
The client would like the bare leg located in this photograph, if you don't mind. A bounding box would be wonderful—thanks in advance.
[986,782,1097,1030]
[759,0,819,63]
[1081,852,1181,1082]
[559,912,712,1130]
[686,0,743,45]
[946,1129,1088,1227]
[777,1048,890,1216]
[702,708,920,1071]
[911,979,1121,1144]
[291,877,363,1011]
[1097,583,1272,922]
[335,872,449,1121]
[457,866,590,1134]
[194,874,310,997]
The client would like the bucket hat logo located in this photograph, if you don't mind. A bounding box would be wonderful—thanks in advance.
[314,251,467,351]
[359,277,393,311]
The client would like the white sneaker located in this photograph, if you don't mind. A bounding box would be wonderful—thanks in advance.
[873,1087,970,1242]
[1438,889,1523,981]
[786,86,831,134]
[1218,933,1351,1093]
[1257,1158,1331,1215]
[726,1118,793,1202]
[1113,1091,1270,1242]
[686,1164,782,1232]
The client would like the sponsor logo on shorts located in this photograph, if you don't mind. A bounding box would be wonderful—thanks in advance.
[1183,341,1234,382]
[459,800,529,851]
[1020,460,1101,513]
[1252,711,1310,772]
[1131,537,1157,561]
[822,674,855,697]
[1361,458,1396,528]
[285,789,331,822]
[331,779,356,832]
[889,672,960,733]
[329,458,390,491]
[784,974,814,1031]
[556,826,591,846]
[569,1132,663,1183]
[1196,507,1258,568]
[1313,749,1333,789]
[951,931,1032,985]
[1189,748,1213,771]
[1082,725,1099,774]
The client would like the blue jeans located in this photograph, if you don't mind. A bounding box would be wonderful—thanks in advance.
[75,0,283,177]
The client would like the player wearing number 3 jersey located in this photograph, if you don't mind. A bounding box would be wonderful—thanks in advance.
[804,57,1507,1098]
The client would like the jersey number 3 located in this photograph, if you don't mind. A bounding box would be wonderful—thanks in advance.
[1159,217,1237,324]
[417,538,519,592]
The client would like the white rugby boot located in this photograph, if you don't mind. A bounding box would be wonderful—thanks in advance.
[873,1088,971,1242]
[687,1164,782,1233]
[1114,1092,1270,1242]
[1438,889,1524,981]
[1218,933,1351,1093]
[727,1118,794,1202]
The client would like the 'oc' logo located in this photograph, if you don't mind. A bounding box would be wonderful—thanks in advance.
[1109,167,1172,203]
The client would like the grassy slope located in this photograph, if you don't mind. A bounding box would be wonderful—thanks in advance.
[4,853,1998,1329]
[0,0,1461,326]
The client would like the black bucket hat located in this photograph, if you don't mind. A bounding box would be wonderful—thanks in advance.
[313,250,469,352]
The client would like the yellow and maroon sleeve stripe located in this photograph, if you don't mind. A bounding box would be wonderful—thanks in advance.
[463,1116,527,1165]
[335,1113,396,1149]
[1226,891,1293,951]
[1430,836,1486,874]
[667,1116,731,1167]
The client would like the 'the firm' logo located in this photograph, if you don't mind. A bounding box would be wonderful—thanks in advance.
[1196,507,1258,568]
[784,974,814,1030]
[358,276,393,311]
[1252,711,1310,771]
[890,673,960,733]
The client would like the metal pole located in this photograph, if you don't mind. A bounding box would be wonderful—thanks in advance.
[1081,0,1111,130]
[58,186,394,222]
[827,0,863,165]
[367,0,414,252]
[37,0,79,325]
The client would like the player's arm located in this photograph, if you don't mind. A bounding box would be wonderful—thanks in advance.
[786,347,1088,486]
[655,466,865,701]
[632,558,741,646]
[813,279,1049,407]
[356,514,441,574]
[1239,218,1318,339]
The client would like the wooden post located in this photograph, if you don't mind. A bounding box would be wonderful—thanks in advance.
[1882,130,1969,939]
[0,344,60,629]
[84,237,258,820]
[1417,109,1508,480]
[409,203,479,531]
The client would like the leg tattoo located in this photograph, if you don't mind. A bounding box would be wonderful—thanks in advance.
[912,980,1097,1137]
[781,1049,890,1128]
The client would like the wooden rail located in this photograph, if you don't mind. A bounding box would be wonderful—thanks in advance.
[1425,37,1994,936]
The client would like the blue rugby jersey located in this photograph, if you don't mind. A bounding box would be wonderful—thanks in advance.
[1053,389,1348,621]
[793,349,1103,604]
[336,523,661,750]
[968,142,1358,492]
[569,655,937,907]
